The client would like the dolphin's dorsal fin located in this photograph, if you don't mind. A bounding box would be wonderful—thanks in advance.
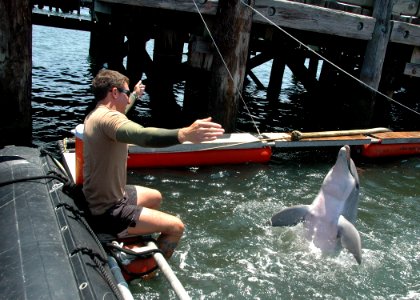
[338,215,362,264]
[270,205,310,227]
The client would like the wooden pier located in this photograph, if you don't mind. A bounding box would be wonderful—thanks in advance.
[1,0,420,145]
[34,0,420,129]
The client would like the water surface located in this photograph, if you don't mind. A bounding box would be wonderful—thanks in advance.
[32,24,419,299]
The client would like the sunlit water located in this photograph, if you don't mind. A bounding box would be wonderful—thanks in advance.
[32,24,419,299]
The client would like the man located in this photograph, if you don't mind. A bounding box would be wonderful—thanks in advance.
[83,69,225,259]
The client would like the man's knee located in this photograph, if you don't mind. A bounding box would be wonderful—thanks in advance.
[166,217,184,236]
[153,189,163,202]
[174,219,185,235]
[136,187,163,208]
[152,190,163,208]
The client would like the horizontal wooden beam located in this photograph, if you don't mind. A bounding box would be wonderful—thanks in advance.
[32,8,92,31]
[96,0,420,45]
[390,21,420,46]
[253,0,375,40]
[337,0,420,16]
[98,0,376,40]
[96,0,219,14]
[404,62,420,76]
[335,0,373,7]
[392,0,420,16]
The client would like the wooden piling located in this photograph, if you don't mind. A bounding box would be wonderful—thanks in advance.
[149,27,186,127]
[8,0,419,142]
[126,27,150,89]
[0,0,32,146]
[183,34,214,123]
[208,0,255,132]
[357,0,393,127]
[267,31,286,102]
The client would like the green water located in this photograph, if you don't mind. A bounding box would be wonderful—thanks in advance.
[127,154,419,299]
[31,23,419,299]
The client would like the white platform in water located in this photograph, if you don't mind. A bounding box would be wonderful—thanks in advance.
[128,133,267,154]
[62,151,76,183]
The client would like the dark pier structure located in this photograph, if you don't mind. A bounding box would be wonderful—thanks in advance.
[1,0,420,145]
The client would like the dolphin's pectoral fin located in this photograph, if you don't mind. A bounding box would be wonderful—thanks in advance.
[338,215,362,264]
[270,205,310,227]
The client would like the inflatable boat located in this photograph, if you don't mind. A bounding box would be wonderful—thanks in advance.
[0,145,132,299]
[0,145,170,300]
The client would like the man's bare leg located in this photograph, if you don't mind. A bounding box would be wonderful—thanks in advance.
[132,185,162,209]
[127,207,184,259]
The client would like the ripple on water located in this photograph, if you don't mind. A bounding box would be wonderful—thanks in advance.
[32,25,419,299]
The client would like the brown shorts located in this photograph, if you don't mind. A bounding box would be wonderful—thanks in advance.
[89,185,143,237]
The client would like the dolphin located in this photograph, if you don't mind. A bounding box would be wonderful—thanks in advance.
[270,145,362,264]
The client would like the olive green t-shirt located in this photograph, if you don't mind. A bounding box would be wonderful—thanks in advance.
[83,105,179,215]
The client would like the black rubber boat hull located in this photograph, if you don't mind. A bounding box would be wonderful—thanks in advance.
[0,145,120,299]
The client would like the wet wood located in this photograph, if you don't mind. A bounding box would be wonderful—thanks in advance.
[289,127,391,141]
[263,132,373,147]
[404,63,420,76]
[369,131,420,143]
[404,47,420,76]
[252,0,375,40]
[337,0,420,16]
[99,0,376,40]
[392,0,420,16]
[24,0,420,134]
[265,130,420,148]
[360,0,393,90]
[31,7,91,31]
[208,0,254,131]
[390,21,420,46]
[0,0,32,146]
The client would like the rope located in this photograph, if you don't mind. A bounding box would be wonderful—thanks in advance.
[58,202,126,299]
[106,241,163,258]
[71,247,126,300]
[0,174,68,187]
[57,202,109,258]
[191,0,262,136]
[290,127,391,141]
[239,0,420,118]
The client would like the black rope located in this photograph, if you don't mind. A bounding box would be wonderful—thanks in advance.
[106,236,162,278]
[71,247,125,300]
[106,241,163,258]
[0,148,71,187]
[47,169,70,183]
[109,245,160,278]
[56,202,108,258]
[57,203,126,298]
[71,247,107,264]
[56,202,85,217]
[0,174,67,187]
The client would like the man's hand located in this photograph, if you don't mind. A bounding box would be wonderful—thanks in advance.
[133,80,146,99]
[178,117,225,143]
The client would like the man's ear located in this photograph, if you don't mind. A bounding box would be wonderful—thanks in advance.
[110,87,118,98]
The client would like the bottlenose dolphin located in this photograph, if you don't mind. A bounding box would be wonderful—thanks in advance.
[270,145,362,264]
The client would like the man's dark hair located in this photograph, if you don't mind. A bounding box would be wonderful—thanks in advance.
[92,69,130,101]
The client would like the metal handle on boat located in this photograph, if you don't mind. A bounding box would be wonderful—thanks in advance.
[147,241,191,300]
[108,255,135,300]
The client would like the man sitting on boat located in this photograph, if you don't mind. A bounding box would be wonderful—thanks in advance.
[83,69,225,259]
